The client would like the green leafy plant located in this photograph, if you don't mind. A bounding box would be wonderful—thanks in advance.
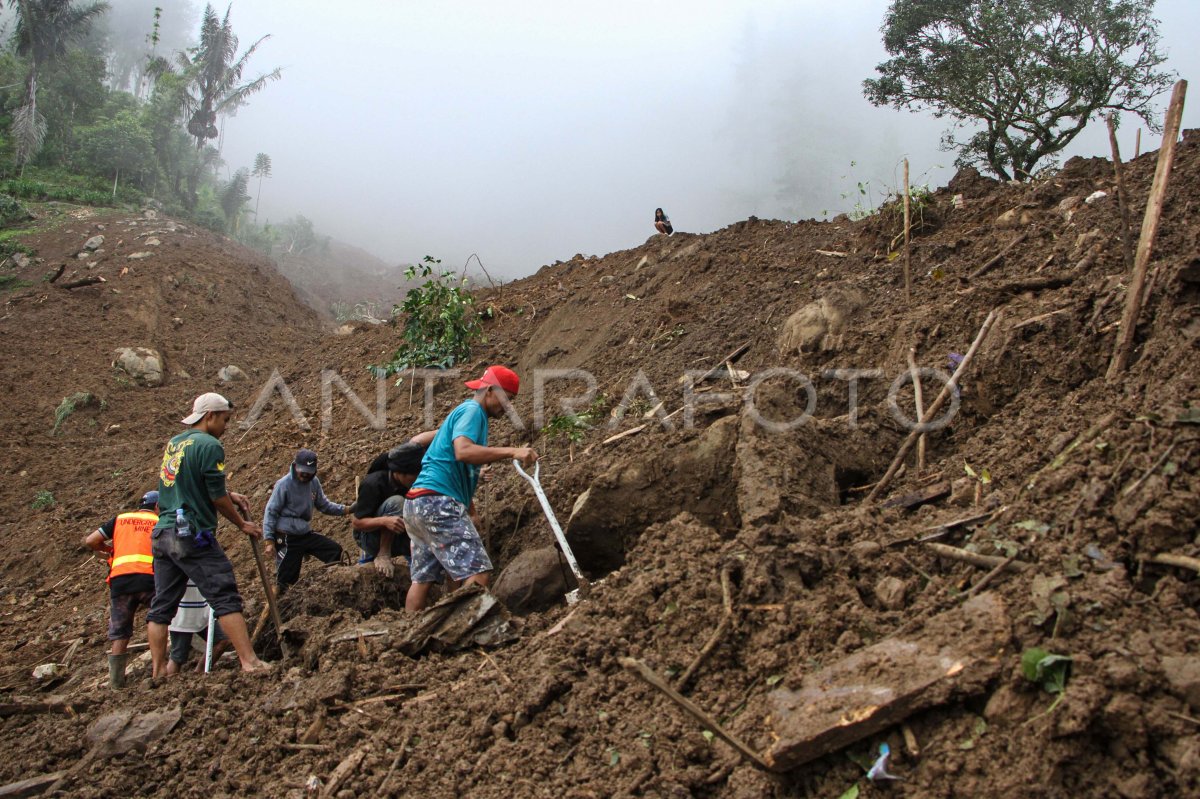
[371,256,483,379]
[1021,647,1072,714]
[31,490,55,510]
[964,461,991,505]
[53,391,104,435]
[542,397,605,461]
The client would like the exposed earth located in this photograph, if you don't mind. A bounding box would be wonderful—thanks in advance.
[0,131,1198,798]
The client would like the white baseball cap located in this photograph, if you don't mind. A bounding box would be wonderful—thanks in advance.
[181,392,233,425]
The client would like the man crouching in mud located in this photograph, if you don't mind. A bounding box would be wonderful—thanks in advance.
[403,366,537,612]
[146,393,269,677]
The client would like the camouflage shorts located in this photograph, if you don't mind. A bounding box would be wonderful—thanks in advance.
[402,494,492,583]
[108,589,154,641]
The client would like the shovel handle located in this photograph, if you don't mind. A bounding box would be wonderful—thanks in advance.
[512,460,587,587]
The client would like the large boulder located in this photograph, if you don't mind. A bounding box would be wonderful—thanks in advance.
[112,347,164,387]
[777,287,865,356]
[492,546,576,615]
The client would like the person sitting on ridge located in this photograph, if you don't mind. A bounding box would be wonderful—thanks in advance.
[654,207,673,235]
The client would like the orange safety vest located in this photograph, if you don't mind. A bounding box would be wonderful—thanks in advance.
[107,510,157,583]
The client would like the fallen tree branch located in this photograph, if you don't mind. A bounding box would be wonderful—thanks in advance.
[676,564,736,692]
[320,744,369,798]
[925,542,1030,572]
[966,550,1022,597]
[867,309,1001,504]
[990,275,1074,295]
[686,343,751,385]
[1147,553,1200,573]
[968,231,1029,280]
[59,276,106,290]
[620,657,772,771]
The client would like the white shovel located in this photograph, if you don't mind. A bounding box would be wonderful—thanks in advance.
[513,460,590,603]
[204,605,216,673]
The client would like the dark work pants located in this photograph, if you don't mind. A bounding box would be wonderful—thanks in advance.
[275,532,343,588]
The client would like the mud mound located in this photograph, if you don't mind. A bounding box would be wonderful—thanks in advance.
[2,131,1200,797]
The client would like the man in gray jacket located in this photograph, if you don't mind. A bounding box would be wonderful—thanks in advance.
[262,448,349,591]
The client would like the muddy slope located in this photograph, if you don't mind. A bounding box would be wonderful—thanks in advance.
[0,131,1198,798]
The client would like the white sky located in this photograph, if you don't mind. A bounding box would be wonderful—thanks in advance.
[185,0,1200,280]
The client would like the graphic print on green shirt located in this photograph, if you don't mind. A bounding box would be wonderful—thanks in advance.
[155,429,227,532]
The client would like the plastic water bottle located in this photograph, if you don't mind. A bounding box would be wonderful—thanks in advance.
[175,507,191,538]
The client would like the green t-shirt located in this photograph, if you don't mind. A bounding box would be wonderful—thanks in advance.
[154,429,228,532]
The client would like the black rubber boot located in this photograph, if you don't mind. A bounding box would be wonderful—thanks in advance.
[108,653,129,689]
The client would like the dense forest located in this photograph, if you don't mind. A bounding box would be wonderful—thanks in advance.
[0,0,317,254]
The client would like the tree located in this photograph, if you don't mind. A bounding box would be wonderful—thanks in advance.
[159,3,281,150]
[76,109,155,197]
[250,150,269,218]
[863,0,1173,180]
[8,0,111,170]
[218,165,249,232]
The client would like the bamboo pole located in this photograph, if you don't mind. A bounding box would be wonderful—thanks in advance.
[1107,79,1187,381]
[1135,128,1141,159]
[907,347,926,471]
[903,159,912,301]
[1105,114,1135,273]
[867,309,1001,504]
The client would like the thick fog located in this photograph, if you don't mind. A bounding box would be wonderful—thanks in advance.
[135,1,1200,279]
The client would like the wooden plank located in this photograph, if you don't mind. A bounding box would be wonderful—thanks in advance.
[763,593,1010,770]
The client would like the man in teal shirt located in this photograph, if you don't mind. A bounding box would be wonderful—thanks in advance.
[403,366,537,611]
[146,392,269,677]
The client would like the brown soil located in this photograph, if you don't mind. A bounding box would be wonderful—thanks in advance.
[1,130,1199,798]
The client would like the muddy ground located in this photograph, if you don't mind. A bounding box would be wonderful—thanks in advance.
[0,130,1198,798]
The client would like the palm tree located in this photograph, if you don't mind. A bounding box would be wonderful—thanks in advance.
[176,4,281,150]
[251,151,270,218]
[8,0,110,170]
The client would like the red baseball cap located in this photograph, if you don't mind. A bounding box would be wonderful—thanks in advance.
[464,365,520,396]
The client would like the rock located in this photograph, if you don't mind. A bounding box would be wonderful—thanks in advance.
[112,347,164,387]
[951,193,964,209]
[1057,196,1081,221]
[127,251,153,260]
[598,275,616,285]
[145,237,161,246]
[143,209,158,219]
[32,663,59,681]
[217,365,248,382]
[849,540,883,560]
[995,208,1021,228]
[777,287,866,356]
[634,256,653,270]
[175,369,191,379]
[1085,190,1108,204]
[1162,655,1200,712]
[104,424,121,435]
[84,235,104,251]
[492,546,575,615]
[874,576,907,610]
[11,252,31,269]
[763,593,1011,771]
[77,251,90,260]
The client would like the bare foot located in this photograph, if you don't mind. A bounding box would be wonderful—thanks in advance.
[374,555,394,578]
